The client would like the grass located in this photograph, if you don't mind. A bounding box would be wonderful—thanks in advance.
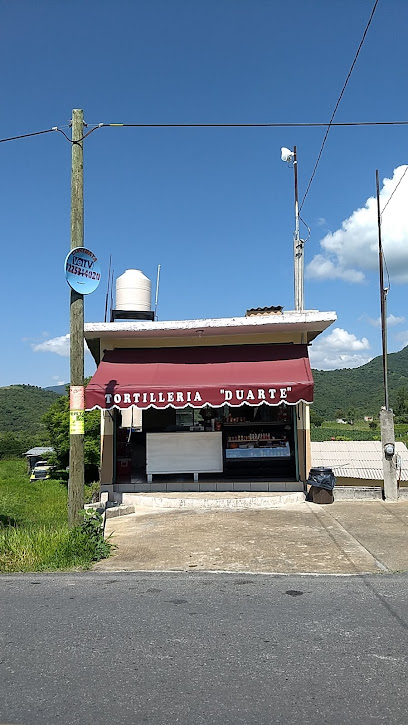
[0,458,111,573]
[311,420,408,445]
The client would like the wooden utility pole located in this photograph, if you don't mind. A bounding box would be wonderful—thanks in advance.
[68,109,85,526]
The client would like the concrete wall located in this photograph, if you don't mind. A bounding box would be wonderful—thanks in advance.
[335,476,381,487]
[100,410,114,486]
[296,402,310,482]
[98,331,309,355]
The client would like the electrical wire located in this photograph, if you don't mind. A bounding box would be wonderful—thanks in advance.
[383,252,391,291]
[299,215,311,242]
[0,127,58,144]
[1,117,408,145]
[378,165,408,292]
[98,119,406,129]
[300,0,380,211]
[381,165,408,218]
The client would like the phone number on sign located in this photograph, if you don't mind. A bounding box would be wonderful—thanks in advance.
[66,263,100,280]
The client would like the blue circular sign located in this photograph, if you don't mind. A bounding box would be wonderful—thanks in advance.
[64,247,101,294]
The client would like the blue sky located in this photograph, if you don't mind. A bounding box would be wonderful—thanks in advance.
[1,0,407,387]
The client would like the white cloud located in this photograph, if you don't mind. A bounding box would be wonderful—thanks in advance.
[32,334,70,357]
[52,376,67,385]
[366,314,405,328]
[395,330,408,348]
[32,334,90,357]
[306,165,408,284]
[310,327,372,370]
[306,255,364,283]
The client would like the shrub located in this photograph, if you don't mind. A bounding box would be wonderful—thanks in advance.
[62,510,112,563]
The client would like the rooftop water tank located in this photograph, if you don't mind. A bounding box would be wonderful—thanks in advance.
[116,269,151,312]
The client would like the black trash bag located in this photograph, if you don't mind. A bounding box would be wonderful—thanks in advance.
[307,466,336,491]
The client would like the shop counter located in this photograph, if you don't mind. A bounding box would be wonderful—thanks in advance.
[146,431,223,482]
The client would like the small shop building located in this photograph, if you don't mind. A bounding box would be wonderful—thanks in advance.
[85,270,336,497]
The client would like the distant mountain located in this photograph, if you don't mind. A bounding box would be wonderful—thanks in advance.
[1,346,406,436]
[44,384,68,395]
[312,345,408,419]
[0,385,61,435]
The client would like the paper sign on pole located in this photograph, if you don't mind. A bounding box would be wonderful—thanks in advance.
[70,410,85,435]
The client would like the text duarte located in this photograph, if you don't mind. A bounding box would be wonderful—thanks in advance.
[104,387,292,405]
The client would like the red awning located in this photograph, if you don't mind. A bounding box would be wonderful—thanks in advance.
[85,344,314,410]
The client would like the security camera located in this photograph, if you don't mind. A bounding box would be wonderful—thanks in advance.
[281,147,294,163]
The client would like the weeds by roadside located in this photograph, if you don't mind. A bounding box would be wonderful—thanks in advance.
[0,459,111,572]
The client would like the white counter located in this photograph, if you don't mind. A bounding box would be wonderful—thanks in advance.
[146,432,223,482]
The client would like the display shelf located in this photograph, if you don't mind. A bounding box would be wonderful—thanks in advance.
[225,444,291,459]
[227,437,287,444]
[223,421,290,427]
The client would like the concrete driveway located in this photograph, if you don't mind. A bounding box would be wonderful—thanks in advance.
[94,500,408,575]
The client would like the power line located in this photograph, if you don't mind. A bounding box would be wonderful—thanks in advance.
[97,119,406,129]
[1,117,408,145]
[66,119,408,143]
[300,0,380,211]
[0,127,58,144]
[381,165,408,218]
[379,164,408,292]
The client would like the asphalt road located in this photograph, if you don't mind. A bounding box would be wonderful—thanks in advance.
[1,572,408,725]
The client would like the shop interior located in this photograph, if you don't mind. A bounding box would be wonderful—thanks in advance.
[115,403,298,483]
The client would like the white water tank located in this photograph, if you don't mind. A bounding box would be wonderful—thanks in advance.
[116,269,151,312]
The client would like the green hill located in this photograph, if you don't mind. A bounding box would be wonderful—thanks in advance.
[312,345,408,419]
[0,385,60,435]
[44,384,67,395]
[0,347,407,441]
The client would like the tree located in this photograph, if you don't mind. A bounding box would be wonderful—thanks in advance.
[0,432,44,459]
[42,389,100,472]
[346,407,356,425]
[393,388,408,417]
[310,410,324,427]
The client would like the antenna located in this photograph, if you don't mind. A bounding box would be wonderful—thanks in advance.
[104,255,112,322]
[110,268,114,321]
[154,264,161,320]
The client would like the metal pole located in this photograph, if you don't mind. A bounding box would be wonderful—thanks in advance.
[376,169,397,500]
[68,109,85,527]
[155,263,161,320]
[376,169,389,410]
[293,146,304,311]
[104,254,112,322]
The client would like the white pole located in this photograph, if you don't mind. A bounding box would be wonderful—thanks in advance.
[293,146,304,311]
[154,264,161,320]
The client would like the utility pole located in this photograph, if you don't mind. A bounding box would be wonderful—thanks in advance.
[68,109,85,526]
[376,169,397,501]
[293,146,304,312]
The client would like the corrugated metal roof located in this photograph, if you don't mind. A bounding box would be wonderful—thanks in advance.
[24,447,54,457]
[246,306,284,316]
[311,441,408,481]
